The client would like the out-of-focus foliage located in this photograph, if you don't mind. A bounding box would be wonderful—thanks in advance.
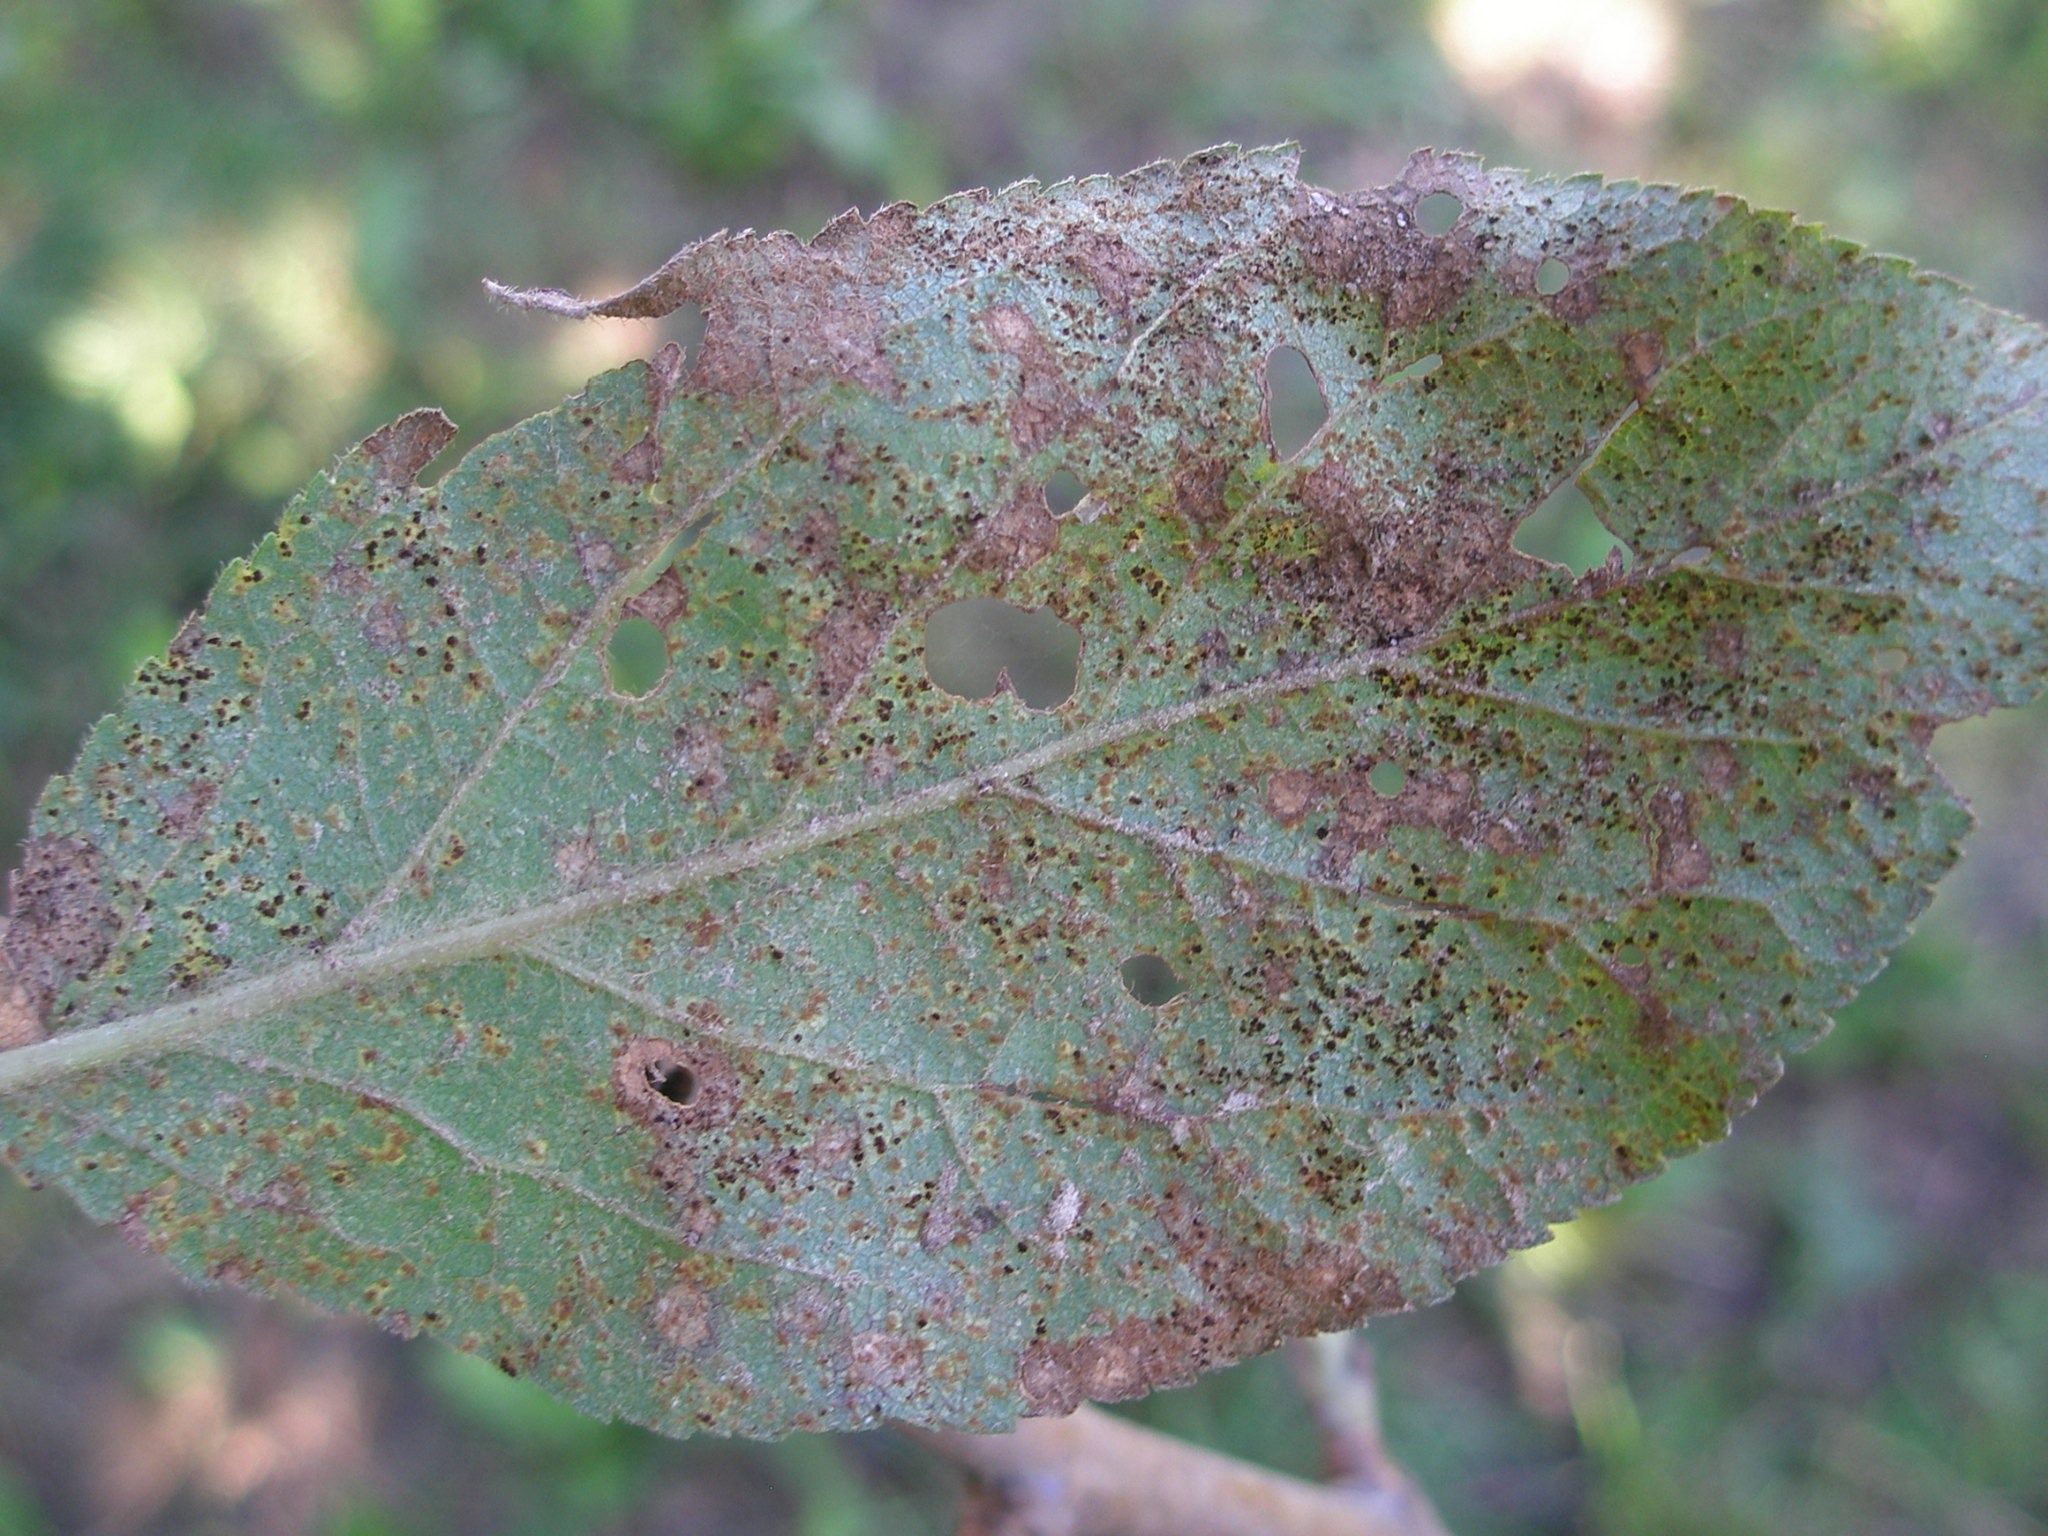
[3,0,2047,1532]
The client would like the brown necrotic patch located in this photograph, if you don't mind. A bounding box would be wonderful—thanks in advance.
[1261,456,1524,646]
[1289,189,1481,331]
[360,407,457,491]
[1,835,116,1041]
[965,484,1060,578]
[1265,761,1481,877]
[1016,1183,1406,1415]
[652,1272,718,1354]
[1649,788,1713,892]
[811,591,890,704]
[974,304,1085,454]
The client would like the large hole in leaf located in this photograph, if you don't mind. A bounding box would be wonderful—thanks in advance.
[1513,483,1631,575]
[1416,192,1464,236]
[1120,954,1187,1006]
[1367,761,1406,797]
[1264,346,1328,460]
[1043,466,1088,515]
[923,597,1082,710]
[606,614,669,697]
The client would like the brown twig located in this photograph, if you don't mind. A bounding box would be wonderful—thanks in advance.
[904,1394,1452,1536]
[1286,1332,1454,1536]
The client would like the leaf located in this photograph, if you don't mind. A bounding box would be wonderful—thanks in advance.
[3,147,2046,1436]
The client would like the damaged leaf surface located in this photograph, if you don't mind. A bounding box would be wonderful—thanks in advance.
[3,148,2047,1435]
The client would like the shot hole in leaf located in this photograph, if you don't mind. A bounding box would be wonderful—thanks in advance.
[671,509,721,565]
[1536,256,1571,296]
[607,615,669,697]
[649,1060,700,1106]
[1614,943,1648,967]
[1367,761,1407,797]
[1513,482,1632,575]
[1264,346,1328,460]
[923,597,1082,710]
[1382,352,1442,386]
[1120,954,1187,1007]
[1416,191,1464,236]
[1043,466,1087,515]
[663,301,709,365]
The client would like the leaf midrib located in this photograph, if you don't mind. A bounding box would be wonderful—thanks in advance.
[1,634,1418,1095]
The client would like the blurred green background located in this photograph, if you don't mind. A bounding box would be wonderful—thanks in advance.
[3,0,2048,1531]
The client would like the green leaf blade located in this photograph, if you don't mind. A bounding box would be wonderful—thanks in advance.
[4,147,2046,1436]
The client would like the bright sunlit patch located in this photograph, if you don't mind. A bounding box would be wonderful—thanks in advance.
[44,267,208,461]
[1432,0,1679,129]
[1510,1219,1599,1283]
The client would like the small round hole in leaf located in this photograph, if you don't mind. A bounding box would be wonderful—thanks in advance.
[649,1060,699,1105]
[923,597,1082,710]
[1536,256,1571,296]
[1120,954,1187,1007]
[1367,761,1406,797]
[1043,467,1087,515]
[607,615,669,697]
[1264,346,1327,460]
[1614,943,1648,968]
[1416,192,1464,236]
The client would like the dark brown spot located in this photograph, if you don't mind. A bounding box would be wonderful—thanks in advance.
[848,1331,926,1392]
[1064,230,1150,318]
[1264,457,1521,644]
[1265,770,1319,828]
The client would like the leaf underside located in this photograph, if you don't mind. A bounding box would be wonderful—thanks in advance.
[3,147,2046,1436]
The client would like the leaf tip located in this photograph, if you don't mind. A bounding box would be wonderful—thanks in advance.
[359,407,458,490]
